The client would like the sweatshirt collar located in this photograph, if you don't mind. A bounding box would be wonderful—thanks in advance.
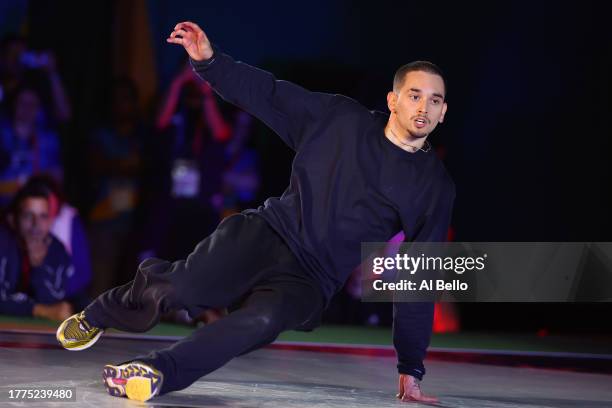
[373,111,431,161]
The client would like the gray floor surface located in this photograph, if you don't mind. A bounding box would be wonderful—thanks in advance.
[1,332,611,407]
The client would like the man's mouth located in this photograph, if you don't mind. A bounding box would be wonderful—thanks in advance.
[414,117,428,129]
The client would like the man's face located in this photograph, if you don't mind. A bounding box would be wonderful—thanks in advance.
[17,197,52,241]
[387,71,447,139]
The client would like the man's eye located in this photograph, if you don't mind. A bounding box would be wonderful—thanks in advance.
[410,95,419,101]
[431,99,440,105]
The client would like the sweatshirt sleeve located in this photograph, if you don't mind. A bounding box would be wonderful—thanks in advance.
[190,48,335,151]
[0,234,35,316]
[393,176,456,379]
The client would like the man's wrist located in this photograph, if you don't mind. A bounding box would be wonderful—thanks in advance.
[190,55,215,70]
[397,363,425,381]
[190,45,217,71]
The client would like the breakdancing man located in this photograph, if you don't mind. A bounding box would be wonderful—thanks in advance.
[57,21,454,403]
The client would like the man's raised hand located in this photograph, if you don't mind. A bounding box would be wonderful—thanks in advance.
[166,21,213,61]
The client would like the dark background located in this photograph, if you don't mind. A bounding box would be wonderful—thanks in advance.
[4,0,611,333]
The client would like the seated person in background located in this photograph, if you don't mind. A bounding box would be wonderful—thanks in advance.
[25,175,92,305]
[0,181,73,320]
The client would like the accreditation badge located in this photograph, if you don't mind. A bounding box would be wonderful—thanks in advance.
[171,159,201,198]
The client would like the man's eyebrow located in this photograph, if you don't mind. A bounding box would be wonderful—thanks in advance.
[408,88,445,99]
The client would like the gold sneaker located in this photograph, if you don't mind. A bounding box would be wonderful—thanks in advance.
[102,362,163,402]
[56,311,104,351]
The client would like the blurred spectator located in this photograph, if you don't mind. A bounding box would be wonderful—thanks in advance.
[221,111,260,217]
[87,77,150,294]
[0,181,73,320]
[0,34,72,123]
[141,64,231,260]
[25,174,92,299]
[0,84,63,206]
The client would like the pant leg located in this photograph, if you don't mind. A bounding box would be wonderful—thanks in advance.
[133,273,324,394]
[84,258,180,332]
[84,213,287,332]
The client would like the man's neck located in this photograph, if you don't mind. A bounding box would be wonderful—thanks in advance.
[384,121,426,153]
[21,235,51,267]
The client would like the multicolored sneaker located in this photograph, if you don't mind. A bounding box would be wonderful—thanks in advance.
[102,362,163,402]
[56,311,104,351]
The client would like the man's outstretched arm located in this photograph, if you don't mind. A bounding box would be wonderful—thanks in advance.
[394,178,455,403]
[167,21,334,151]
[393,303,438,403]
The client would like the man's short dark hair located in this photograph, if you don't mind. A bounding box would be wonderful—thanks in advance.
[25,174,65,205]
[393,61,447,96]
[7,179,52,218]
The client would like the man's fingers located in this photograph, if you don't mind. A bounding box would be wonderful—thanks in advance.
[397,376,405,399]
[407,393,438,403]
[174,21,201,34]
[400,394,414,402]
[174,21,191,31]
[397,375,439,404]
[177,21,202,33]
[400,393,439,404]
[174,22,191,31]
[167,27,193,45]
[170,29,189,38]
[418,394,439,403]
[166,37,184,45]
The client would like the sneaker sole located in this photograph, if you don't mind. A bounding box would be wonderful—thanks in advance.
[102,365,126,397]
[102,364,162,402]
[55,323,104,351]
[125,376,155,401]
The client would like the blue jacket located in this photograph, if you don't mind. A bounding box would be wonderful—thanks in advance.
[0,226,74,316]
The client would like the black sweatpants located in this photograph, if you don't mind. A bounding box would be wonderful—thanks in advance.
[84,213,324,394]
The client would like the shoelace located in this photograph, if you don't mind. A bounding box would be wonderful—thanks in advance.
[77,314,93,333]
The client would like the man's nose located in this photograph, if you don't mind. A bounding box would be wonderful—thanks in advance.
[417,100,428,114]
[31,216,41,229]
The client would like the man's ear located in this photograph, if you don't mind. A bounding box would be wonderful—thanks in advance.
[439,102,448,123]
[387,91,397,113]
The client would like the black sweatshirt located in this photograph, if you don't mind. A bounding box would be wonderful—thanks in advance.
[191,50,455,380]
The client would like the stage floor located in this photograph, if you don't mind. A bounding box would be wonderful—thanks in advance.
[1,331,611,407]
